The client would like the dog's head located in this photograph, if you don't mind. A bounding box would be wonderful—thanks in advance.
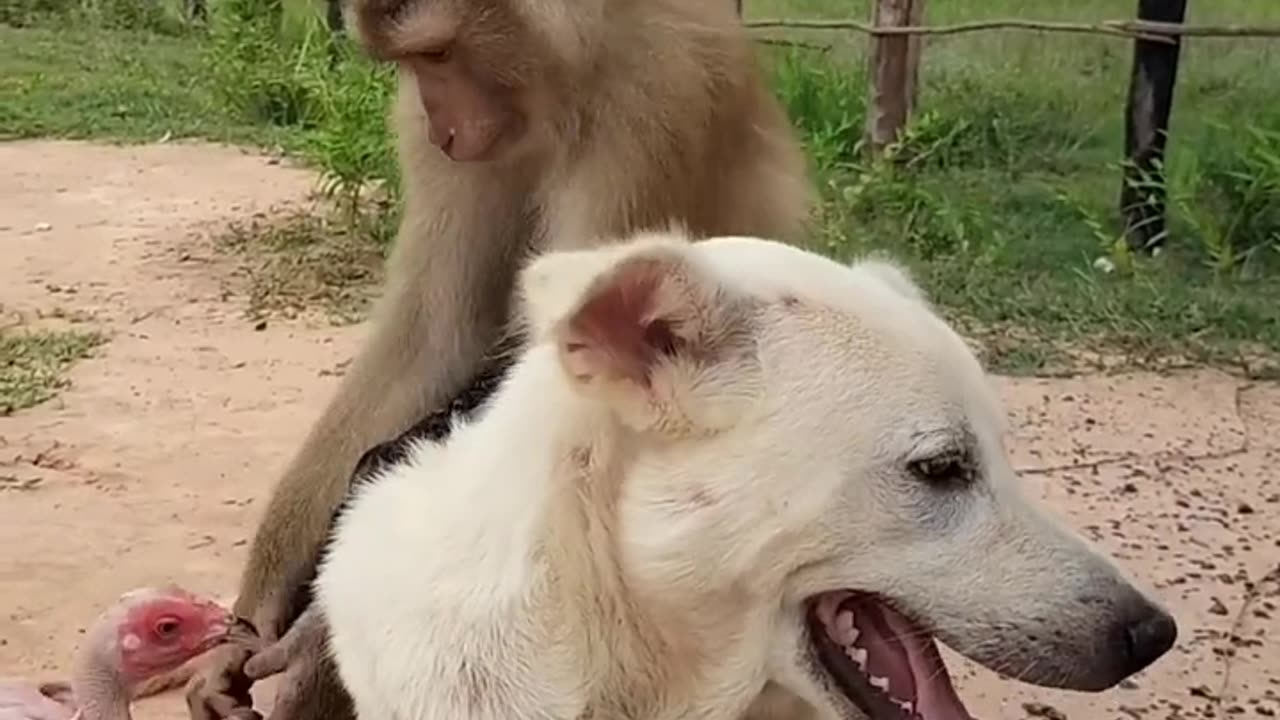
[520,230,1177,720]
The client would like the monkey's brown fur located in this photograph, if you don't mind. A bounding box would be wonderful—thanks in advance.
[192,1,814,719]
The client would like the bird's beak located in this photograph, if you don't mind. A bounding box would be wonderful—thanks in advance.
[228,615,260,643]
[196,603,240,646]
[214,615,236,642]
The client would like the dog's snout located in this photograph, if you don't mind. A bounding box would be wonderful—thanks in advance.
[1027,590,1180,692]
[1117,605,1177,677]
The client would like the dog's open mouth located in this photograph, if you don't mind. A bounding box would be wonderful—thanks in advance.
[808,591,973,720]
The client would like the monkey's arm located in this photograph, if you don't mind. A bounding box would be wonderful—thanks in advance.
[230,161,528,640]
[187,79,530,720]
[224,355,515,720]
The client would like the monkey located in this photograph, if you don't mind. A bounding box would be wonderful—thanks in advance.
[185,1,815,719]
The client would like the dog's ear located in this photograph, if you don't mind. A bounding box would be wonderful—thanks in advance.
[522,232,761,434]
[849,255,928,305]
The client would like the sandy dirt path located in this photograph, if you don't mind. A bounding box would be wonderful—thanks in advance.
[1,140,1277,720]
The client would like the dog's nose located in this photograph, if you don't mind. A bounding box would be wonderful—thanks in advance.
[1119,606,1177,675]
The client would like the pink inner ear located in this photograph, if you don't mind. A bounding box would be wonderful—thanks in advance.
[566,259,682,385]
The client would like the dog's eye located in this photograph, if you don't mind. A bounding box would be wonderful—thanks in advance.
[909,453,972,486]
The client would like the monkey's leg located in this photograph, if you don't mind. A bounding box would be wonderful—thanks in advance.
[235,351,519,707]
[228,352,520,720]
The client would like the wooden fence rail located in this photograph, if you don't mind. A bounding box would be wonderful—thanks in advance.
[743,17,1280,43]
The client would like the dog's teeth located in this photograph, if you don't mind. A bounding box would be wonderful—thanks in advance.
[836,611,856,645]
[870,675,890,692]
[895,699,914,714]
[846,647,868,668]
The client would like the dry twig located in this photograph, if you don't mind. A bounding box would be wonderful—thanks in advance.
[743,18,1280,46]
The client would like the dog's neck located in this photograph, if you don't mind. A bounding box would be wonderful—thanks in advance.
[445,346,770,719]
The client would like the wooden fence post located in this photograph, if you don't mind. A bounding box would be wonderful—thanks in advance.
[865,0,926,156]
[326,0,344,33]
[1120,0,1189,252]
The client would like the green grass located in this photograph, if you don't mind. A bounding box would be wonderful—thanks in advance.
[2,0,1279,376]
[0,329,106,415]
[0,25,289,144]
[754,0,1280,374]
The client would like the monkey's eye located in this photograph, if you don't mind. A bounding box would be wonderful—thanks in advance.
[420,45,453,63]
[909,452,973,487]
[154,618,181,638]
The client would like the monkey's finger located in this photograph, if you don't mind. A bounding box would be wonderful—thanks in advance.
[263,682,304,720]
[185,646,255,720]
[184,679,219,720]
[202,691,259,720]
[262,657,319,720]
[242,642,291,680]
[187,676,254,720]
[245,605,324,680]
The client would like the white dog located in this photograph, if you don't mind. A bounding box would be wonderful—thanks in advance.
[315,230,1177,720]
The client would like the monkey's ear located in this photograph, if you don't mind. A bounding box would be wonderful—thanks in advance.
[525,235,761,434]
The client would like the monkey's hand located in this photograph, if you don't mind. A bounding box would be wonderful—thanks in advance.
[242,604,332,720]
[185,643,261,720]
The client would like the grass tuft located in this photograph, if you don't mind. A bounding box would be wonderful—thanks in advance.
[0,329,106,415]
[216,205,391,325]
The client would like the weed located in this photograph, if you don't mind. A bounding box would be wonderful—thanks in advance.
[1,0,190,32]
[0,329,106,415]
[217,205,389,324]
[1174,124,1280,277]
[300,43,399,219]
[769,48,865,171]
[203,0,326,128]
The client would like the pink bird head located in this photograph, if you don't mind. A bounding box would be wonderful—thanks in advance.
[108,586,235,682]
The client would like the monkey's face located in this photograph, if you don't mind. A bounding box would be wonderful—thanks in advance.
[349,0,585,163]
[399,50,527,162]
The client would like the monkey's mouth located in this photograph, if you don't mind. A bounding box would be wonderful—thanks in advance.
[807,591,974,720]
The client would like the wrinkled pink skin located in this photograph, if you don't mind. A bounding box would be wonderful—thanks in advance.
[0,587,235,720]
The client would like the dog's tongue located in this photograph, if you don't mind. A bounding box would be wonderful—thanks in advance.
[867,600,972,720]
[823,593,975,720]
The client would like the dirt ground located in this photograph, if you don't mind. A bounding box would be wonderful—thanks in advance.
[1,139,1277,720]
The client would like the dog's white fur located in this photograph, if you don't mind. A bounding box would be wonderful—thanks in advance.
[316,230,1170,720]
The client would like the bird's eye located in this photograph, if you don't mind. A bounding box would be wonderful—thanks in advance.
[909,452,973,486]
[154,618,180,637]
